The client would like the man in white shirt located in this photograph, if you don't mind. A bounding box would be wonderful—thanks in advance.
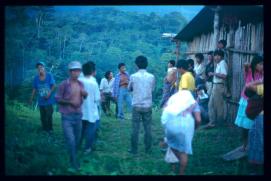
[100,71,117,116]
[128,55,155,154]
[207,50,228,128]
[79,61,101,154]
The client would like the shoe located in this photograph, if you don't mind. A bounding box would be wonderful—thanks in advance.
[205,123,215,129]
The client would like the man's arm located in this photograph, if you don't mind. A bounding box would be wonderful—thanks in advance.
[213,72,227,80]
[99,78,104,92]
[45,84,56,99]
[45,73,56,99]
[55,82,71,105]
[29,88,36,104]
[128,76,133,92]
[151,76,155,92]
[95,82,101,103]
[80,83,88,99]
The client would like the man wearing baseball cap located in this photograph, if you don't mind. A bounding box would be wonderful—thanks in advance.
[55,61,88,171]
[29,61,56,133]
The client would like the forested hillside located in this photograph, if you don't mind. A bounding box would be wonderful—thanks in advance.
[5,6,187,104]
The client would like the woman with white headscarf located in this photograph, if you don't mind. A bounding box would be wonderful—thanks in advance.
[161,90,197,175]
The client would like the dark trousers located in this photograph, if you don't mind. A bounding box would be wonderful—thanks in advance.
[61,113,82,167]
[80,120,97,150]
[101,92,118,116]
[39,105,54,131]
[131,107,152,153]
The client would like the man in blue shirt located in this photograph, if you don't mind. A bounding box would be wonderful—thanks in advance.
[29,61,56,132]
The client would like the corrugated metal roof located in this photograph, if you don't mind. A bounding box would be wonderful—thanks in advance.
[174,5,263,42]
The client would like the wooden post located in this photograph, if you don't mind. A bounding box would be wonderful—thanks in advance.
[212,6,221,50]
[175,40,180,63]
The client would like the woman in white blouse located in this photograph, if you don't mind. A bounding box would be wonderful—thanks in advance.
[100,71,117,116]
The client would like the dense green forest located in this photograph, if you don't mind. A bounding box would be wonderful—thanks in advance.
[5,6,188,104]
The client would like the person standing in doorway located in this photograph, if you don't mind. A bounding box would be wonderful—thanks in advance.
[55,61,88,171]
[112,63,132,120]
[29,61,56,133]
[128,55,155,154]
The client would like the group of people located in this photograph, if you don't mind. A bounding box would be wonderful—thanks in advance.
[159,39,264,174]
[29,56,156,171]
[28,39,264,174]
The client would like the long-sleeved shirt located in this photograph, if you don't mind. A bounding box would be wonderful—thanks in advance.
[128,69,155,108]
[79,76,100,123]
[112,71,130,98]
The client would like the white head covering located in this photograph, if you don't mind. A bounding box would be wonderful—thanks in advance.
[161,90,196,124]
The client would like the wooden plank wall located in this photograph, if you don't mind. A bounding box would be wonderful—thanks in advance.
[183,22,263,123]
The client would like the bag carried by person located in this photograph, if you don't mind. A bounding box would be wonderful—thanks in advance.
[245,88,263,120]
[165,147,179,163]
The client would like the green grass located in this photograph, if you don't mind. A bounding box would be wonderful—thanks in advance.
[5,99,263,175]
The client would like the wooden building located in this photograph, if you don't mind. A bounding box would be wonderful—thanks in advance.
[173,5,263,123]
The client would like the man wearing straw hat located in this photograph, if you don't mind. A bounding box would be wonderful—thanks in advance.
[55,61,88,171]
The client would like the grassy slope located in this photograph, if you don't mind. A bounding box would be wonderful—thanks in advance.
[5,100,262,175]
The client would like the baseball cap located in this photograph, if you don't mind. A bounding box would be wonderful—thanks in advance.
[36,61,45,68]
[68,61,82,70]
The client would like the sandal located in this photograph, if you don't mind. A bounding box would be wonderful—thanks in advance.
[205,124,216,129]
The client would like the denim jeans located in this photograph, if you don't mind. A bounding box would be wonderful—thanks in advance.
[61,113,82,167]
[39,105,54,131]
[80,120,97,151]
[131,107,152,153]
[117,87,132,119]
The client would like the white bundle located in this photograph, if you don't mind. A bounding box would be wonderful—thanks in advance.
[161,90,196,125]
[165,147,179,163]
